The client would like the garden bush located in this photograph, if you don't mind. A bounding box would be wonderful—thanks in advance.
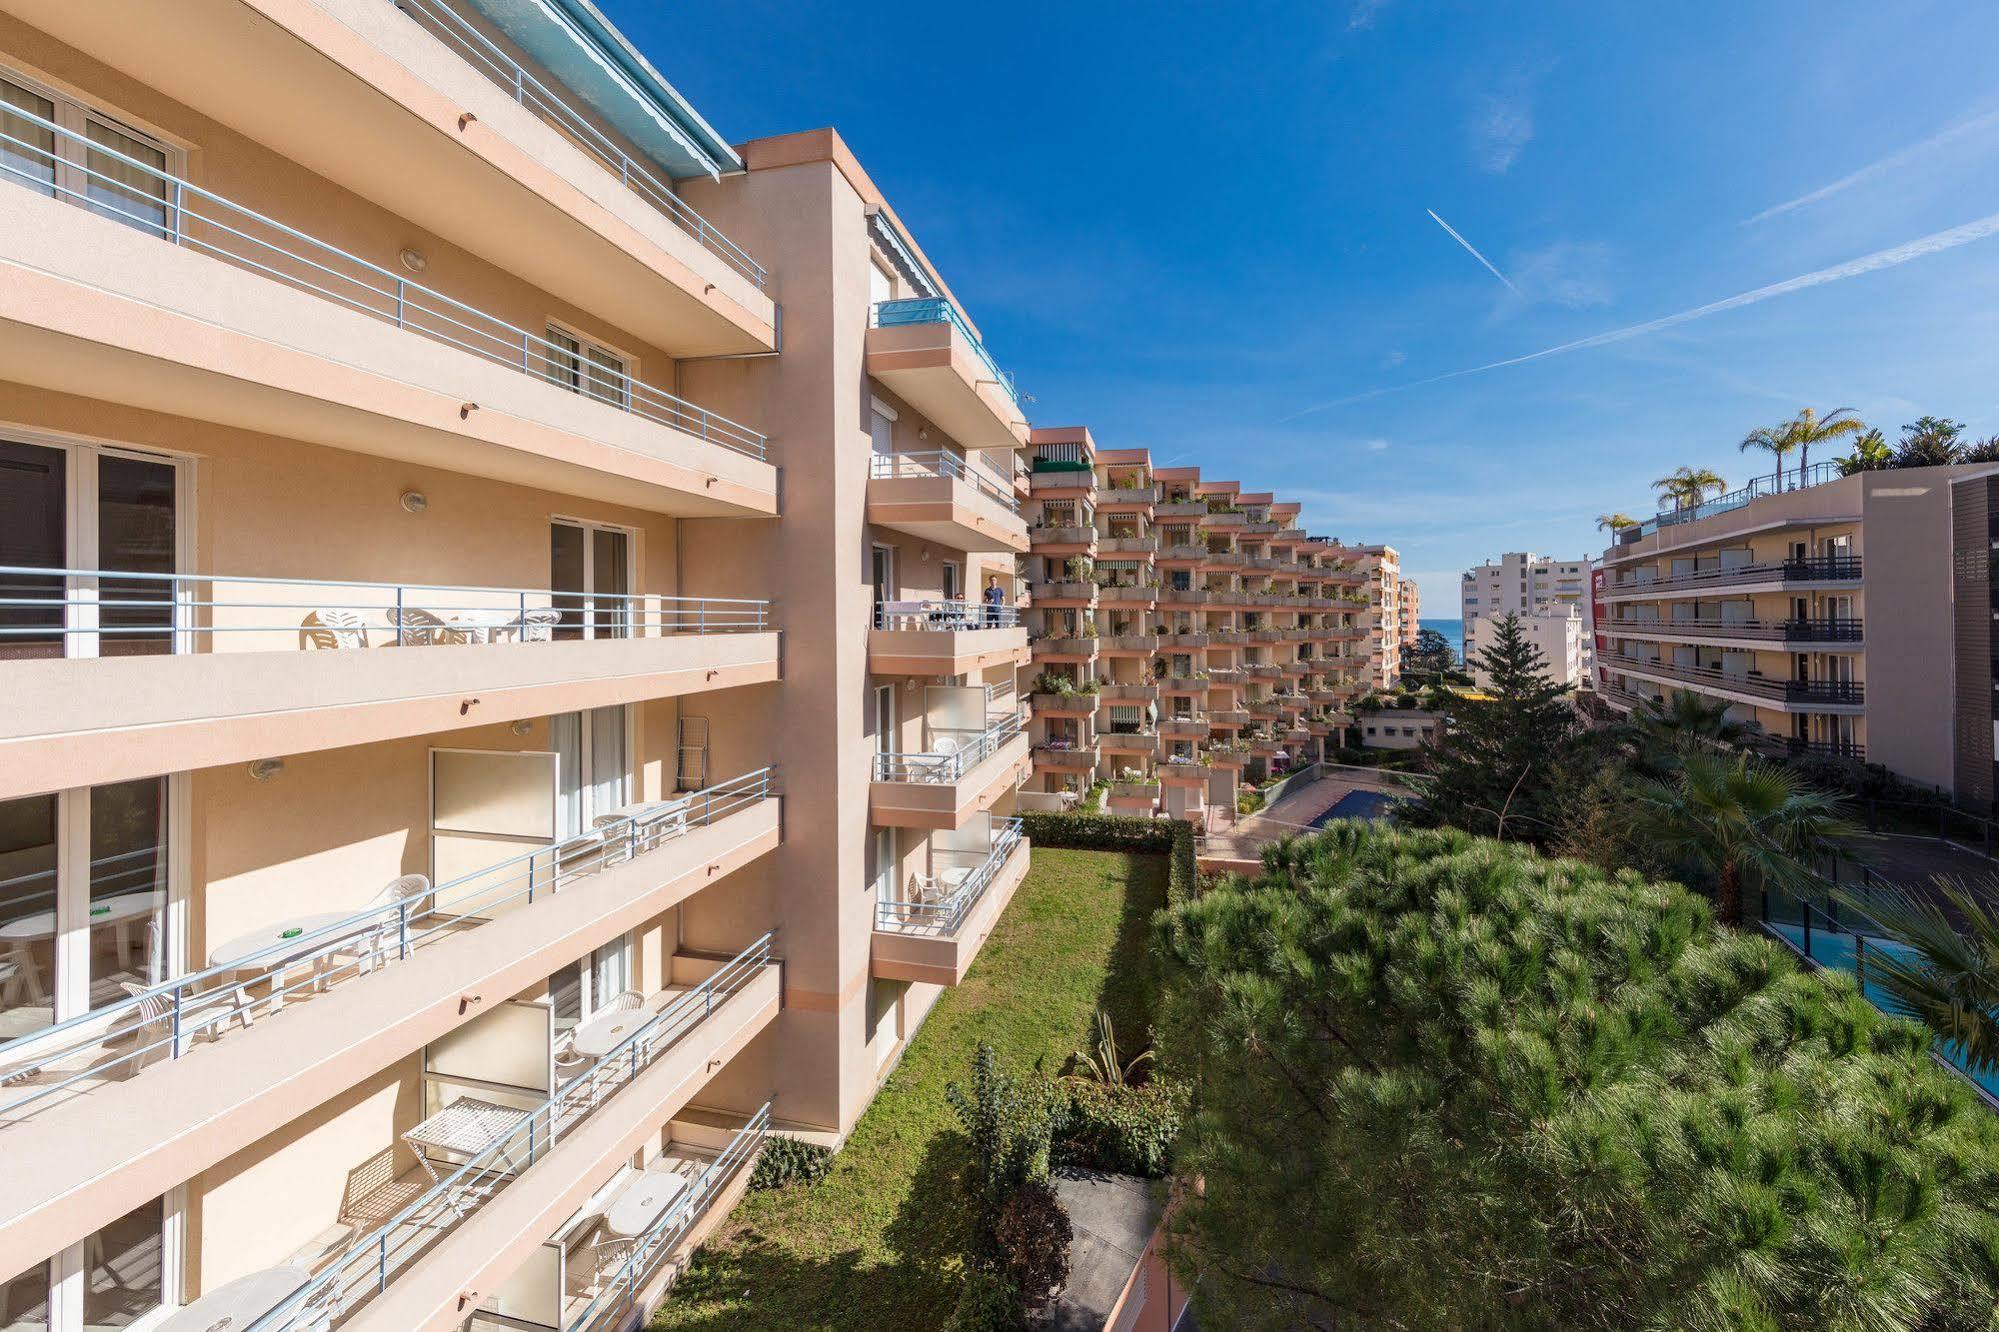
[993,1181,1072,1312]
[1049,1078,1184,1178]
[944,1270,1024,1332]
[748,1135,833,1191]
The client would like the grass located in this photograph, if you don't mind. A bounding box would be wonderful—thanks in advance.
[652,847,1168,1331]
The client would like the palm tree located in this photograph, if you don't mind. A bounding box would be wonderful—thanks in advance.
[1651,466,1726,513]
[1595,512,1637,534]
[1634,689,1758,754]
[1741,408,1866,490]
[1633,751,1856,924]
[1836,427,1892,475]
[1847,879,1999,1076]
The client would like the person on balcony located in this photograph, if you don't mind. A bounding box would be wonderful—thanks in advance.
[983,577,1008,627]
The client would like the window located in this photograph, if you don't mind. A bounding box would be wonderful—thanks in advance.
[941,561,962,602]
[548,932,633,1031]
[0,69,176,241]
[869,396,897,457]
[551,706,628,839]
[542,325,629,407]
[550,520,631,641]
[869,259,893,310]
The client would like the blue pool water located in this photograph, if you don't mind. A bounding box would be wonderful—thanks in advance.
[1311,790,1402,825]
[1764,920,1999,1100]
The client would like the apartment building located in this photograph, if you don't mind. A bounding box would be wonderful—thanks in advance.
[1597,462,1999,799]
[1460,551,1593,661]
[1018,442,1382,826]
[1468,606,1586,688]
[0,3,1032,1328]
[1354,545,1404,687]
[1398,577,1420,649]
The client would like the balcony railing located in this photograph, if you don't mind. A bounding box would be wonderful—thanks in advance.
[872,711,1025,784]
[869,298,1019,406]
[1608,556,1862,597]
[1623,461,1846,540]
[1750,734,1868,762]
[0,566,768,657]
[870,451,1019,512]
[1605,616,1864,644]
[566,1103,772,1332]
[246,933,777,1332]
[1609,656,1865,705]
[874,818,1023,934]
[392,0,766,287]
[0,103,768,457]
[0,769,775,1124]
[873,600,1021,631]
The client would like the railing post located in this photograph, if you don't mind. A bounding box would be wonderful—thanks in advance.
[395,277,406,330]
[171,989,183,1059]
[398,901,410,962]
[395,586,405,647]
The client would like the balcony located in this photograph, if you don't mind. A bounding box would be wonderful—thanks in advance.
[1105,778,1160,809]
[871,712,1031,829]
[1097,486,1160,508]
[1159,758,1209,786]
[1604,617,1864,650]
[1033,581,1099,605]
[870,601,1029,676]
[1097,536,1157,558]
[0,569,776,798]
[1160,717,1210,740]
[1031,635,1099,662]
[867,453,1029,553]
[1029,690,1098,717]
[1095,583,1159,607]
[866,299,1028,451]
[1099,729,1161,757]
[1156,544,1208,565]
[1033,740,1101,774]
[1028,525,1099,555]
[872,817,1030,986]
[1098,633,1161,657]
[15,0,776,358]
[0,112,776,515]
[1607,657,1866,711]
[1603,556,1863,601]
[1155,501,1205,520]
[241,936,781,1332]
[0,774,780,1259]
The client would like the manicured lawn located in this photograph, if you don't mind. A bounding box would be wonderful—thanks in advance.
[652,847,1167,1331]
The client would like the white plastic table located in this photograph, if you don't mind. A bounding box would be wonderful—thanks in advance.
[157,1264,311,1332]
[209,911,363,1012]
[571,1005,653,1059]
[0,890,161,1001]
[444,609,519,644]
[605,1168,688,1237]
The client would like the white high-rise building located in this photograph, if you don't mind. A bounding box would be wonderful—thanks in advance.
[1461,552,1594,665]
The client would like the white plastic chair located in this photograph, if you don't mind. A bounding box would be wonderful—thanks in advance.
[389,607,471,646]
[115,979,253,1068]
[515,607,562,642]
[332,874,433,980]
[300,609,367,651]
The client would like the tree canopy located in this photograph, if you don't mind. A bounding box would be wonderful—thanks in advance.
[1155,824,1999,1331]
[1400,612,1584,843]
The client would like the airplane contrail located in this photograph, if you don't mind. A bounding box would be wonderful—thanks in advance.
[1426,208,1518,293]
[1745,105,1999,225]
[1280,209,1999,422]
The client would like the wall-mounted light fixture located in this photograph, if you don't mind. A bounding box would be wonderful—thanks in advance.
[511,720,532,736]
[248,758,285,782]
[398,247,428,274]
[400,490,428,514]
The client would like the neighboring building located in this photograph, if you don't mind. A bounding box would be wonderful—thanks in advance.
[1597,463,1999,800]
[1019,448,1386,826]
[1360,708,1445,750]
[1399,577,1421,648]
[1044,1169,1190,1332]
[1353,545,1404,687]
[1460,552,1594,663]
[1468,606,1586,688]
[0,7,1038,1328]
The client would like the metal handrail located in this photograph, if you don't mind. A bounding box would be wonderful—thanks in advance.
[874,818,1023,934]
[1627,460,1847,538]
[868,451,1019,511]
[1607,555,1862,595]
[246,933,777,1332]
[391,0,766,288]
[873,600,1021,631]
[0,104,768,458]
[1605,616,1864,642]
[0,565,769,648]
[869,298,1020,405]
[872,711,1025,783]
[0,769,776,1124]
[1607,655,1865,705]
[566,1102,773,1331]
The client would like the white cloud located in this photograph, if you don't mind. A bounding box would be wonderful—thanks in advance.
[1469,87,1534,174]
[1365,438,1390,451]
[1507,240,1614,309]
[1347,0,1392,31]
[1380,349,1407,369]
[1281,208,1999,420]
[1746,104,1999,225]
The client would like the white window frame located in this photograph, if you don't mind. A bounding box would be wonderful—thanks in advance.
[0,62,184,240]
[549,515,638,641]
[542,321,633,408]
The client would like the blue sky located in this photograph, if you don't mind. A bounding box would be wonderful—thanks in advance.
[603,0,1999,613]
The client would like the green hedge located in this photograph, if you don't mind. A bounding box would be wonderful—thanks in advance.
[1015,811,1198,907]
[1048,1078,1185,1178]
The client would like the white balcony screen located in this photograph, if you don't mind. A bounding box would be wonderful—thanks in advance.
[935,812,992,856]
[430,747,558,899]
[924,684,986,741]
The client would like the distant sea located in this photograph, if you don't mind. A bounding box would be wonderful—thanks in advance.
[1422,618,1465,662]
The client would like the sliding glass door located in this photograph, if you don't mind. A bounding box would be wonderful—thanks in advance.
[550,520,631,641]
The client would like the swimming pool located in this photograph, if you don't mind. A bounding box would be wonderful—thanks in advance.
[1311,790,1403,826]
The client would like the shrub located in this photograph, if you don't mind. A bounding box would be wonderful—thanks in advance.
[947,1044,1058,1252]
[1236,789,1265,816]
[993,1181,1073,1312]
[1051,1078,1184,1178]
[944,1269,1025,1332]
[1013,811,1197,907]
[748,1135,832,1191]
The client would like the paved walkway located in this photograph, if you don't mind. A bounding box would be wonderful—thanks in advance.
[1203,767,1413,862]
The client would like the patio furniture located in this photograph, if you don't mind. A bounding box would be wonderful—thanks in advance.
[402,1095,530,1203]
[208,911,366,1014]
[553,1028,593,1081]
[116,978,254,1066]
[570,996,651,1059]
[604,1165,689,1237]
[389,606,470,646]
[327,874,434,979]
[157,1264,313,1332]
[299,609,367,651]
[514,607,563,642]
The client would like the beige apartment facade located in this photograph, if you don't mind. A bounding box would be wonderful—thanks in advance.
[1017,442,1386,826]
[1398,577,1420,649]
[1597,464,1999,798]
[0,3,1034,1329]
[1460,551,1592,662]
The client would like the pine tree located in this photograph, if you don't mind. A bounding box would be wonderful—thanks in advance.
[1402,612,1579,842]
